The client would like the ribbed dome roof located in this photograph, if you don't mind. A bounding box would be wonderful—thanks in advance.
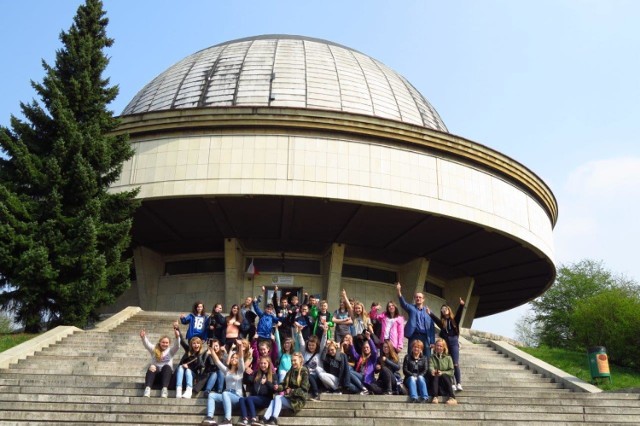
[122,35,447,132]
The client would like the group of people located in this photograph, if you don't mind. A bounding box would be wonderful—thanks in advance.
[139,282,466,426]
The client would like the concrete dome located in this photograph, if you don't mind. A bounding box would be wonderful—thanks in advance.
[122,35,448,132]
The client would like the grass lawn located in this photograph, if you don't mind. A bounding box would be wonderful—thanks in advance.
[0,333,37,353]
[519,345,640,392]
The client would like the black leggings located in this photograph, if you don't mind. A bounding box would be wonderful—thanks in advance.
[145,364,172,388]
[430,373,455,398]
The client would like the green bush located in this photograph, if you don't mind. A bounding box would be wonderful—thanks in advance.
[571,287,640,368]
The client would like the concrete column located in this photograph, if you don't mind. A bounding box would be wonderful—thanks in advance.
[224,238,244,309]
[461,295,480,329]
[323,243,345,304]
[398,257,429,297]
[444,277,475,327]
[133,246,163,310]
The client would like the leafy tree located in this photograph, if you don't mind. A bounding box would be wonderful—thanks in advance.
[514,310,541,347]
[530,259,621,349]
[571,287,640,368]
[0,0,139,332]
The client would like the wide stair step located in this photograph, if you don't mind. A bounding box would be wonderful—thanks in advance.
[1,309,638,425]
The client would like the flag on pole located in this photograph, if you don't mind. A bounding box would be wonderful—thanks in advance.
[246,258,260,276]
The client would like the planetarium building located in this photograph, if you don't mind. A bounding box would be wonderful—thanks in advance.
[109,35,557,326]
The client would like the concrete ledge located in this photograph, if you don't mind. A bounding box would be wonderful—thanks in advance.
[489,340,602,393]
[462,328,523,346]
[0,326,81,370]
[93,306,142,333]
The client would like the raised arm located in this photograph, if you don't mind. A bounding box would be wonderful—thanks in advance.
[396,282,412,313]
[341,289,354,316]
[454,298,465,324]
[237,339,245,375]
[211,345,229,373]
[252,298,264,317]
[140,330,154,353]
[170,328,181,356]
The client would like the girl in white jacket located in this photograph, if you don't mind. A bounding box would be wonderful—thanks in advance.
[139,326,181,398]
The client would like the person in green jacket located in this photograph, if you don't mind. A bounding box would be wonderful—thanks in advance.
[258,352,310,425]
[428,338,457,404]
[312,300,334,340]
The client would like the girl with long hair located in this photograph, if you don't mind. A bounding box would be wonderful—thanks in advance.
[225,304,243,351]
[340,333,365,393]
[180,300,208,341]
[139,326,180,398]
[275,330,295,382]
[341,289,377,351]
[370,301,405,352]
[295,323,327,400]
[175,335,208,399]
[318,340,360,394]
[429,338,457,404]
[202,339,245,426]
[429,298,465,391]
[348,332,377,394]
[374,339,401,394]
[259,352,309,425]
[207,303,226,346]
[238,356,277,425]
[202,338,227,395]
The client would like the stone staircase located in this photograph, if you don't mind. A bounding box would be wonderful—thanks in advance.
[1,310,639,425]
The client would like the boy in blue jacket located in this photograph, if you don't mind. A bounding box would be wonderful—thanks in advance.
[253,287,283,343]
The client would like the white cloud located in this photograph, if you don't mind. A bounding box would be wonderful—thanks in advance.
[553,156,640,281]
[565,157,640,197]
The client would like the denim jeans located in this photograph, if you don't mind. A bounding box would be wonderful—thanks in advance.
[175,366,193,388]
[204,369,225,392]
[207,389,242,419]
[263,395,293,420]
[447,335,461,384]
[239,395,271,419]
[348,368,364,390]
[405,375,428,399]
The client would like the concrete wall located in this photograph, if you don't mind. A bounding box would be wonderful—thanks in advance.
[112,132,554,262]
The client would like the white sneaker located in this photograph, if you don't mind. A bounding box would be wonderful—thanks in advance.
[456,383,463,391]
[143,387,151,397]
[176,386,183,398]
[161,387,168,398]
[182,387,193,399]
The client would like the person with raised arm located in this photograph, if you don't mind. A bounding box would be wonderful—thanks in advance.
[396,281,435,357]
[139,325,181,398]
[201,338,245,426]
[429,298,465,391]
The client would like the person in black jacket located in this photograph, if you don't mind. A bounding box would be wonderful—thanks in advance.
[402,340,429,403]
[207,303,226,346]
[175,331,210,399]
[273,286,297,341]
[318,340,360,394]
[237,356,277,426]
[372,339,401,395]
[429,298,465,391]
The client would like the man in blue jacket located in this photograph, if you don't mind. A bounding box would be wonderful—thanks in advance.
[396,281,436,357]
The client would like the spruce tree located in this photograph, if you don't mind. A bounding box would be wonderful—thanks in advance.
[0,0,139,332]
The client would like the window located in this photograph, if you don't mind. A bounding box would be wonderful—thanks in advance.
[425,281,443,298]
[342,264,397,283]
[165,258,225,275]
[244,258,321,275]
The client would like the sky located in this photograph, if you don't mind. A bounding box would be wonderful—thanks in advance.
[2,1,640,339]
